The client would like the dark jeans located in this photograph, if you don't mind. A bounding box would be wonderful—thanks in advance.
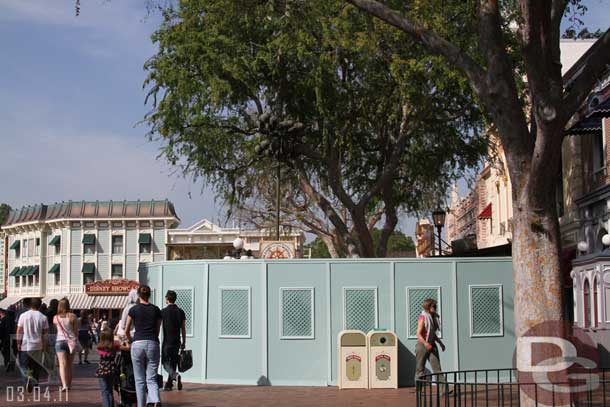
[162,345,180,383]
[18,350,44,384]
[1,340,11,367]
[98,376,114,407]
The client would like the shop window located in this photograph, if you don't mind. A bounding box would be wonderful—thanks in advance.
[112,236,123,255]
[593,277,599,328]
[584,279,591,328]
[111,264,123,279]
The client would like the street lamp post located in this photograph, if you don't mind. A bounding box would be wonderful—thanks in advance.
[255,113,306,242]
[432,206,446,257]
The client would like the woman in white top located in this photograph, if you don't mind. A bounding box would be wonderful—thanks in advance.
[115,289,138,341]
[53,298,78,391]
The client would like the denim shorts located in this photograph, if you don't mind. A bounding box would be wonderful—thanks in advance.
[55,340,70,353]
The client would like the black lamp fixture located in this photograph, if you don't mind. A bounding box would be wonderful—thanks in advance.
[432,205,446,256]
[255,112,306,241]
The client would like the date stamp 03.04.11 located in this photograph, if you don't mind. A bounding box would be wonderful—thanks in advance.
[1,386,69,406]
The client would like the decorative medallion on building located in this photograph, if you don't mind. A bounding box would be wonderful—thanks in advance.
[85,279,140,295]
[259,241,295,259]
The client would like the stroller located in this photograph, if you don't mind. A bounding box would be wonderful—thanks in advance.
[115,350,137,407]
[114,350,165,407]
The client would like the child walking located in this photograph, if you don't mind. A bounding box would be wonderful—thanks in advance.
[96,328,127,407]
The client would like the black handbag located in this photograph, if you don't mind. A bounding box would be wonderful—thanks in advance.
[178,349,193,373]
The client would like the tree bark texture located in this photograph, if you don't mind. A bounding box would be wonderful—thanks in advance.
[344,1,610,403]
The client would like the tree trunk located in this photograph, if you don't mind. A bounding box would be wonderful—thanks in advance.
[351,207,376,257]
[321,235,341,258]
[508,136,568,406]
[377,186,398,257]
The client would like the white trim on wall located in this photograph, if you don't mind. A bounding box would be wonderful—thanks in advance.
[342,286,378,331]
[218,286,252,339]
[406,286,442,339]
[469,284,504,338]
[279,287,315,340]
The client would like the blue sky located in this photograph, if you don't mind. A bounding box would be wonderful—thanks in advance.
[0,0,608,239]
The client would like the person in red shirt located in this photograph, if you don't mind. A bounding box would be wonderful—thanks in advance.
[415,298,446,383]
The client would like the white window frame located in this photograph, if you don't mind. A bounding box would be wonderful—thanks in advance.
[83,232,97,256]
[169,286,195,337]
[111,264,124,279]
[112,235,124,255]
[406,286,442,339]
[469,284,504,337]
[342,286,378,331]
[218,286,251,339]
[279,287,315,340]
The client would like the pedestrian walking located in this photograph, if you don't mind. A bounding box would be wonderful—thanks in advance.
[415,298,448,389]
[0,308,15,372]
[77,313,93,364]
[54,298,78,391]
[124,285,162,407]
[161,290,186,391]
[115,289,138,342]
[16,298,49,392]
[96,328,127,407]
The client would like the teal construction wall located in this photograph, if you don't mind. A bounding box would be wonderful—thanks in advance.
[140,257,514,387]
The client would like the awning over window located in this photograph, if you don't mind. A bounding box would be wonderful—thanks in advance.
[138,233,152,245]
[9,240,20,250]
[478,203,492,220]
[9,267,20,277]
[93,295,129,310]
[82,234,96,245]
[68,293,96,310]
[31,265,39,275]
[19,266,31,276]
[49,235,61,246]
[49,264,60,274]
[0,296,21,309]
[82,263,95,274]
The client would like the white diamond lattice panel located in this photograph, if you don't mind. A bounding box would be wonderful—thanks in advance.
[173,288,194,336]
[407,287,440,338]
[281,288,313,338]
[344,288,377,332]
[471,286,503,336]
[220,288,250,337]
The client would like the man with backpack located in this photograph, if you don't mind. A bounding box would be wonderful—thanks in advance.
[161,290,186,391]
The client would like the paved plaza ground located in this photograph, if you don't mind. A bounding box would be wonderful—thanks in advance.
[0,361,416,407]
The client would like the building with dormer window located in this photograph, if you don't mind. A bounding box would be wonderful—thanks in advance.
[0,200,180,313]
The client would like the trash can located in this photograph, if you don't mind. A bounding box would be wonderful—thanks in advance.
[338,330,368,389]
[367,330,398,389]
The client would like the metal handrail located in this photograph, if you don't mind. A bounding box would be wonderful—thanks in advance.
[416,367,610,407]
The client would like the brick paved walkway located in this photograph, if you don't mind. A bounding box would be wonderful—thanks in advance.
[0,363,416,407]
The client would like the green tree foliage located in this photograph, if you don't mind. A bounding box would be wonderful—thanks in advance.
[143,0,487,257]
[307,229,415,258]
[0,204,11,226]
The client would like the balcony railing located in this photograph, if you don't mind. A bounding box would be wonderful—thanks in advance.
[8,285,84,297]
[46,285,84,295]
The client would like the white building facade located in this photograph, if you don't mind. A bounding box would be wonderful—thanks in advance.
[167,218,304,260]
[0,200,179,310]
